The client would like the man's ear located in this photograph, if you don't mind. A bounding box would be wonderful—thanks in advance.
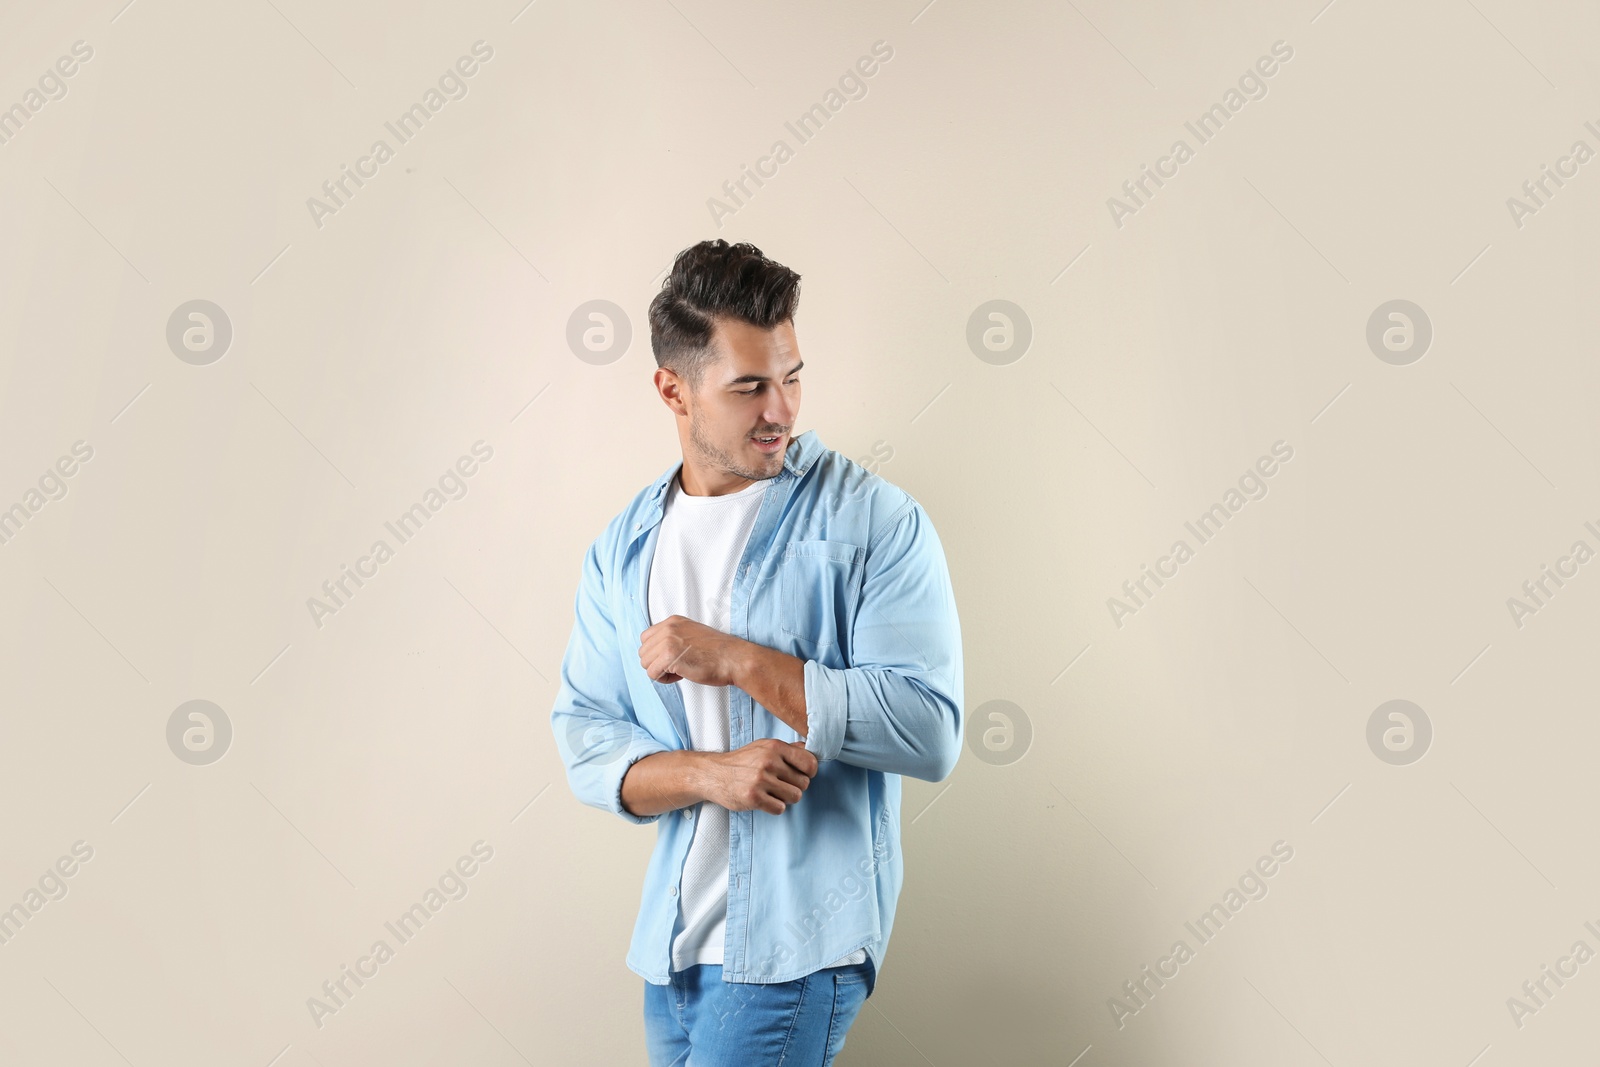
[654,368,692,416]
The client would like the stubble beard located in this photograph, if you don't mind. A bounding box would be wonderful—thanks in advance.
[688,405,781,484]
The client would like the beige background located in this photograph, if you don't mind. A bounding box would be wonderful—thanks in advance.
[2,0,1598,1063]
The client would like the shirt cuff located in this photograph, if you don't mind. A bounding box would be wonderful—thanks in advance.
[802,658,846,762]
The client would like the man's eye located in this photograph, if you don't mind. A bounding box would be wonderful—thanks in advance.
[738,379,797,396]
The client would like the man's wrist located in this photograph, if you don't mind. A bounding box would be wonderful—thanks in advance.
[726,635,760,691]
[620,748,722,817]
[685,749,721,807]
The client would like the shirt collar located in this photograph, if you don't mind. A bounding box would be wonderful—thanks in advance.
[638,429,822,529]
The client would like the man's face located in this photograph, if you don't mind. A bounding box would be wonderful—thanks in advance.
[672,318,803,488]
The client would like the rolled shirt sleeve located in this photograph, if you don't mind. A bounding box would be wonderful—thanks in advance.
[551,537,675,825]
[803,502,964,782]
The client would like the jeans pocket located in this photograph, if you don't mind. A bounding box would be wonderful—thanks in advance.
[831,960,870,986]
[823,968,870,1065]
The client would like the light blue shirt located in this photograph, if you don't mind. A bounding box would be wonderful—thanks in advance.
[550,429,964,994]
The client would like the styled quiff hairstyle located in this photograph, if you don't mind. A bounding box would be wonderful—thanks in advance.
[647,240,801,392]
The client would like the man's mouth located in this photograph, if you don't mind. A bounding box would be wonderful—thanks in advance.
[751,433,785,451]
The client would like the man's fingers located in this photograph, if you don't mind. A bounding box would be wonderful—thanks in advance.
[780,742,819,777]
[769,763,810,793]
[752,781,788,815]
[768,780,804,806]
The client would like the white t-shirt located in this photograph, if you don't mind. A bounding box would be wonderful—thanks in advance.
[648,469,866,972]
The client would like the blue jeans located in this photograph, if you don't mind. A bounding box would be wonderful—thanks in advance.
[644,961,872,1066]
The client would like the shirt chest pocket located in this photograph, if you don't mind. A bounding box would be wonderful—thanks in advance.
[779,539,865,654]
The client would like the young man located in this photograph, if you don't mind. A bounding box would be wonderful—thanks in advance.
[550,239,964,1066]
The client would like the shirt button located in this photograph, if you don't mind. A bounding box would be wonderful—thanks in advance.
[682,808,693,819]
[669,885,678,896]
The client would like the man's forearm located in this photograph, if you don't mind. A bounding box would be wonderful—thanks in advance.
[620,749,715,818]
[619,643,808,818]
[733,641,808,738]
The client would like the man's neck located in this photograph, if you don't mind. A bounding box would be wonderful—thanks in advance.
[678,465,763,498]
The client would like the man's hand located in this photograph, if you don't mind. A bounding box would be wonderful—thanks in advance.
[702,739,818,815]
[637,616,810,740]
[638,614,747,686]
